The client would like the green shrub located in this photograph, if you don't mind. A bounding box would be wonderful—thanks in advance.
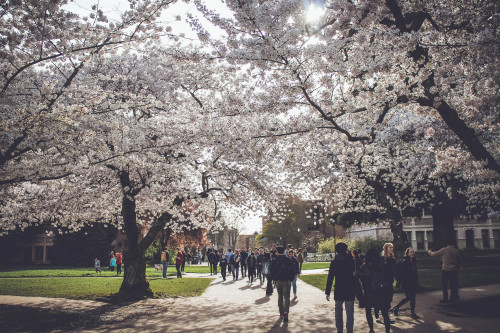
[350,236,390,254]
[317,238,355,254]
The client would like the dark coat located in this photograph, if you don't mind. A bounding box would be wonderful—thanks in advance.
[325,253,356,301]
[247,255,257,269]
[399,256,418,291]
[360,259,393,309]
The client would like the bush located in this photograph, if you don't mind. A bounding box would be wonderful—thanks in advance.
[350,236,391,254]
[317,238,355,254]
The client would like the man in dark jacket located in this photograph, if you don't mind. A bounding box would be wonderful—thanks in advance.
[207,249,216,275]
[270,246,294,323]
[325,242,356,333]
[240,248,248,278]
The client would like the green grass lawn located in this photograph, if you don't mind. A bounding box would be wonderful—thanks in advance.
[0,277,212,299]
[300,266,500,293]
[0,265,212,278]
[301,262,330,270]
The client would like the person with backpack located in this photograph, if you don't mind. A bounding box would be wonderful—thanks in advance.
[359,248,388,333]
[325,243,356,333]
[270,246,295,323]
[393,247,419,319]
[161,249,170,278]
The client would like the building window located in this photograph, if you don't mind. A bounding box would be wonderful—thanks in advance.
[481,229,490,249]
[405,231,412,244]
[416,231,425,251]
[34,246,44,261]
[427,231,434,250]
[493,230,500,249]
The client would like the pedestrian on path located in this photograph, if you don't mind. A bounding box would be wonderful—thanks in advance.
[208,249,216,275]
[257,249,265,284]
[428,242,461,304]
[297,249,304,274]
[270,246,295,323]
[360,248,393,333]
[247,251,257,284]
[219,254,228,281]
[289,250,300,299]
[226,249,234,275]
[175,248,183,278]
[231,250,241,280]
[108,250,114,271]
[393,247,420,319]
[181,249,186,272]
[161,249,170,278]
[325,242,356,333]
[110,255,116,272]
[115,252,123,275]
[240,248,248,278]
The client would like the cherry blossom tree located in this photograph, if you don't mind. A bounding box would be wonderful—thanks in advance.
[194,0,499,249]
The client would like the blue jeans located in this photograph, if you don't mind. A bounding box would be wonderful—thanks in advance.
[292,275,297,296]
[335,300,354,333]
[162,262,168,278]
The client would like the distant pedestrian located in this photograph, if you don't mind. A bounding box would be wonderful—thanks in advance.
[325,243,356,333]
[247,252,257,284]
[181,249,186,272]
[108,250,115,271]
[257,249,265,284]
[219,254,228,281]
[161,249,170,278]
[297,249,304,274]
[270,246,295,323]
[199,251,203,265]
[208,249,217,275]
[226,249,234,274]
[428,242,461,303]
[231,250,241,280]
[289,250,300,299]
[393,247,420,319]
[110,255,116,272]
[240,248,248,278]
[175,248,183,278]
[94,258,101,273]
[115,252,123,275]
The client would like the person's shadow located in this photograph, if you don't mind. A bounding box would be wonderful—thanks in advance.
[267,318,291,332]
[255,295,271,304]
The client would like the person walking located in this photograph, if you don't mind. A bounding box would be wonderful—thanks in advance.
[240,248,248,278]
[325,243,356,333]
[428,242,461,303]
[289,250,300,299]
[110,255,116,272]
[297,249,304,274]
[393,247,420,319]
[265,249,274,295]
[94,258,101,273]
[219,254,228,281]
[247,251,257,284]
[108,250,115,271]
[270,246,295,323]
[359,248,392,333]
[161,249,170,278]
[257,249,265,284]
[207,249,216,275]
[175,248,183,278]
[226,249,234,275]
[231,250,241,280]
[181,249,186,272]
[214,250,219,275]
[115,252,123,275]
[198,251,203,265]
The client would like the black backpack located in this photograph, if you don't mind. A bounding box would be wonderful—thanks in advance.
[271,256,294,281]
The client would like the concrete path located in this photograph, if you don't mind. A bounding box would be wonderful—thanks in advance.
[1,271,500,332]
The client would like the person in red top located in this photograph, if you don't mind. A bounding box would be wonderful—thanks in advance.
[175,248,183,278]
[115,252,123,275]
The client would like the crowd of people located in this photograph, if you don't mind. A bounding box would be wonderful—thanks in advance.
[97,241,460,332]
[325,241,460,333]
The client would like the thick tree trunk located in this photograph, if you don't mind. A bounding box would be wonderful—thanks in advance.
[432,198,456,250]
[120,246,152,298]
[388,215,409,258]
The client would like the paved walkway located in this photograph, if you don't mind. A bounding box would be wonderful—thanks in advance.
[1,270,500,332]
